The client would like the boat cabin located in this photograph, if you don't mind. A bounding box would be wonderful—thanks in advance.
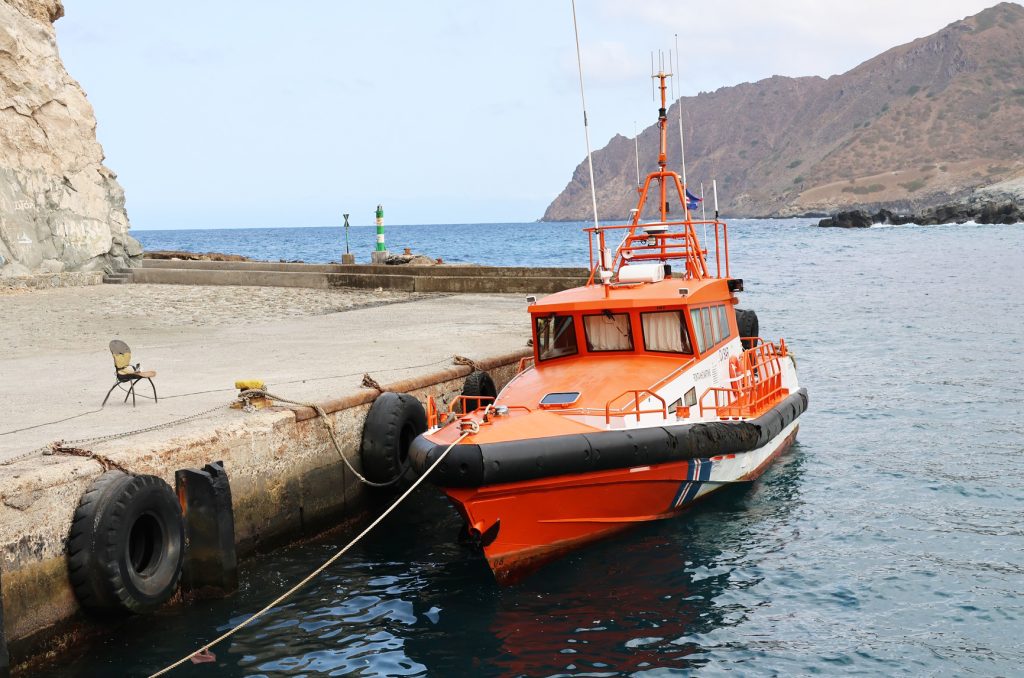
[529,276,738,366]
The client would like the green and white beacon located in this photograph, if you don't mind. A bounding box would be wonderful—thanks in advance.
[371,204,389,263]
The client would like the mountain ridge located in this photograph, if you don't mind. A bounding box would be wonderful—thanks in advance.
[544,3,1024,220]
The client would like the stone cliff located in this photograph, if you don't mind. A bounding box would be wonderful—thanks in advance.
[545,3,1024,220]
[0,0,139,276]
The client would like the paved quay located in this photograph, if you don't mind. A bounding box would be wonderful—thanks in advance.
[0,284,530,463]
[0,282,535,663]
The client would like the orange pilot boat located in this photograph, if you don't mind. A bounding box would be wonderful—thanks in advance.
[409,67,807,584]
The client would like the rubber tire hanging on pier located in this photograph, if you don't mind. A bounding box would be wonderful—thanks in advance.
[68,471,185,614]
[360,393,427,485]
[461,370,497,409]
[735,308,759,351]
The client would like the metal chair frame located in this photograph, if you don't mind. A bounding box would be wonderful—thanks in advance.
[102,340,158,407]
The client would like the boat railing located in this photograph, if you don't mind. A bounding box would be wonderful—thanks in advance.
[516,356,535,374]
[584,218,730,284]
[699,339,789,420]
[452,394,495,415]
[605,389,668,425]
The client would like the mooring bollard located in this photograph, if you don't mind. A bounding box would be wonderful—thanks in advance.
[0,564,9,678]
[175,461,238,597]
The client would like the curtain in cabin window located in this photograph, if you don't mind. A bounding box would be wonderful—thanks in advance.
[584,313,633,352]
[642,311,691,353]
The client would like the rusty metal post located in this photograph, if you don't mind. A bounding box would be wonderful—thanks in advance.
[175,462,238,597]
[1,564,9,678]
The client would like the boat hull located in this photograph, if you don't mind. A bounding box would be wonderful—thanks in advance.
[446,419,800,584]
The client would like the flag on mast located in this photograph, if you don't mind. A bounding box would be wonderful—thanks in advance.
[685,188,702,211]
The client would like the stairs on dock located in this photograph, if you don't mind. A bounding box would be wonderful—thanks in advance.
[102,268,134,284]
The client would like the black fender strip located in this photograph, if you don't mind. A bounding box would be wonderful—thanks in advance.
[408,388,807,488]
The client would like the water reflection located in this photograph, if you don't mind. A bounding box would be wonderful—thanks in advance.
[462,449,807,676]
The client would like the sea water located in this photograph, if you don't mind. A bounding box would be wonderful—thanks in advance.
[58,220,1024,676]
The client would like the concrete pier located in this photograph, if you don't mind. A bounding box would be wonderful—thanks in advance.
[127,259,590,293]
[0,282,534,667]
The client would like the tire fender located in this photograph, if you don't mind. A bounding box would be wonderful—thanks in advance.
[735,308,759,351]
[359,392,427,485]
[461,370,497,410]
[68,471,184,615]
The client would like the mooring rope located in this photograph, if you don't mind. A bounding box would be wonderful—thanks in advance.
[148,428,469,678]
[237,389,408,488]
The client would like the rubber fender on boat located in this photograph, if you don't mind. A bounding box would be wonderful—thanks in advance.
[359,392,427,485]
[735,308,759,351]
[409,388,808,488]
[67,471,185,614]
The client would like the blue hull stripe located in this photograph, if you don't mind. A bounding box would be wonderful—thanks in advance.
[670,458,713,510]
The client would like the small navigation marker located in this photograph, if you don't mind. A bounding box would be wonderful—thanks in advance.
[342,213,355,264]
[371,204,388,264]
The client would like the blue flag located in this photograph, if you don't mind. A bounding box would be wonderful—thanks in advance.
[685,189,702,211]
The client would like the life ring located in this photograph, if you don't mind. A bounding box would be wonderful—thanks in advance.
[68,471,184,614]
[360,392,427,485]
[461,370,497,411]
[728,355,744,381]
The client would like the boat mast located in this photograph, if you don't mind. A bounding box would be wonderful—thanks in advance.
[654,52,670,223]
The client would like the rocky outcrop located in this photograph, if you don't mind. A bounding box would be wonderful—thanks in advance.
[818,201,1023,227]
[0,0,140,277]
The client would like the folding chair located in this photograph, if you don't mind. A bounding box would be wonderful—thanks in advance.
[102,339,158,407]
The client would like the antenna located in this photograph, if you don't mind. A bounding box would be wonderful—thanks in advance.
[701,182,709,255]
[633,120,641,188]
[651,52,656,101]
[675,34,688,189]
[571,0,600,232]
[669,50,675,101]
[713,178,719,219]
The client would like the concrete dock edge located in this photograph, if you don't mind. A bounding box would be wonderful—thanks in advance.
[0,347,530,669]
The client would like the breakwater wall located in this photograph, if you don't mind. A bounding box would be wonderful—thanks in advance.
[124,260,590,294]
[0,349,529,670]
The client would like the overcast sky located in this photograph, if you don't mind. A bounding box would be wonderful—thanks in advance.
[57,1,1012,229]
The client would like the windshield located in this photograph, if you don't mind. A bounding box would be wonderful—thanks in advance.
[535,315,578,361]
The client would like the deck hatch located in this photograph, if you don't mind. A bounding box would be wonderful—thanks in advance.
[539,392,581,408]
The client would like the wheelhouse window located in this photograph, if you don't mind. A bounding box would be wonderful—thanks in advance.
[640,311,692,354]
[690,304,732,353]
[535,314,579,361]
[583,312,633,352]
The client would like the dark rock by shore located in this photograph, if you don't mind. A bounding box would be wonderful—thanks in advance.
[145,250,305,263]
[145,250,251,261]
[818,201,1023,228]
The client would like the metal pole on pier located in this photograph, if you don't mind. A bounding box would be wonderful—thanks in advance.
[342,213,355,264]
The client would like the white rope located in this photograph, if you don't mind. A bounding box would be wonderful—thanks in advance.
[148,428,470,677]
[240,389,405,488]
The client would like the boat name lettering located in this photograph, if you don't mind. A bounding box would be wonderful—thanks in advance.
[693,368,712,381]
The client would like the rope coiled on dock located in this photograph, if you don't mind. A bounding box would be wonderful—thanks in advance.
[147,427,470,677]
